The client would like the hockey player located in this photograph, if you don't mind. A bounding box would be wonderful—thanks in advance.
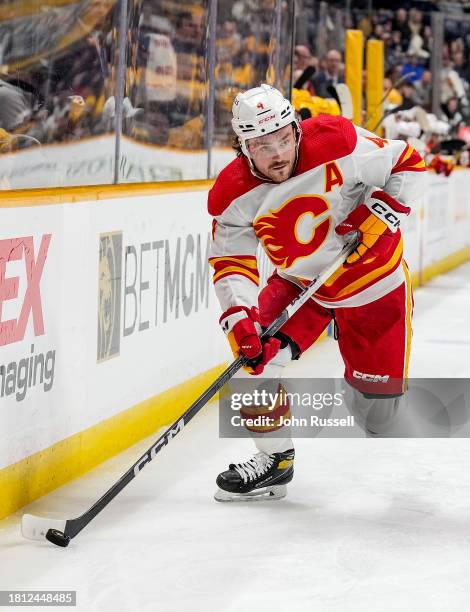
[208,84,426,502]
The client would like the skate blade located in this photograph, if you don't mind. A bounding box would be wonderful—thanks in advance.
[214,484,287,503]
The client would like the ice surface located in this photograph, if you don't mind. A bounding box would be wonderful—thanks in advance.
[1,263,470,611]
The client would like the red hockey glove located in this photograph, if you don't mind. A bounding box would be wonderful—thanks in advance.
[335,190,410,267]
[219,306,281,375]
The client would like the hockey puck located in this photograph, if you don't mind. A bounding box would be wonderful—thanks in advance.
[46,529,71,547]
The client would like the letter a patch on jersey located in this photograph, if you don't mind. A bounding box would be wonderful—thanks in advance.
[324,161,344,193]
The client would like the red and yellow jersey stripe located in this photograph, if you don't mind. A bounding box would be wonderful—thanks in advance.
[391,143,426,174]
[209,255,260,286]
[300,237,404,303]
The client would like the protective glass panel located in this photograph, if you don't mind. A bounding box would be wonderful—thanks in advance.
[208,0,295,177]
[0,0,118,189]
[440,16,470,138]
[296,1,347,60]
[119,0,209,182]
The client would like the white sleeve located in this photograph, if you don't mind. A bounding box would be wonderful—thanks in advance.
[353,126,427,205]
[209,211,260,312]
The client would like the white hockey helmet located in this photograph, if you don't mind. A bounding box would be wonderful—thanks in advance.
[232,84,301,159]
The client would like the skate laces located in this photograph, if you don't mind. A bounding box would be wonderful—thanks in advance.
[233,453,274,483]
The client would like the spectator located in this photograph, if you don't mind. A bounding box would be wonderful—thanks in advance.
[293,45,317,94]
[384,30,405,70]
[452,50,470,88]
[414,70,433,110]
[172,9,205,126]
[383,76,403,107]
[312,49,344,99]
[392,8,411,52]
[218,20,242,58]
[232,50,254,88]
[397,80,419,110]
[442,97,464,136]
[408,9,425,40]
[441,46,469,108]
[401,51,425,82]
[140,16,177,109]
[293,45,317,73]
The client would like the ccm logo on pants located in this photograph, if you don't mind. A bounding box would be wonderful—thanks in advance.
[353,370,390,383]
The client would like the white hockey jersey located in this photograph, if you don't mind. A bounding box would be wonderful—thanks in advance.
[208,115,426,312]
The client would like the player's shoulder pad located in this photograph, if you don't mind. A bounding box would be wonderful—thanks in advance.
[208,155,262,217]
[295,115,357,175]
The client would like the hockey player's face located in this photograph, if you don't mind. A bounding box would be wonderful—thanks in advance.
[247,125,296,182]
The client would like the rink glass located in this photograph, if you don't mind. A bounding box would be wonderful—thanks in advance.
[0,0,457,189]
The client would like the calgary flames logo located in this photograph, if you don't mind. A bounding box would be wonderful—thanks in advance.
[254,195,331,269]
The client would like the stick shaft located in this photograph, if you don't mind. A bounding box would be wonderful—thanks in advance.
[63,242,355,539]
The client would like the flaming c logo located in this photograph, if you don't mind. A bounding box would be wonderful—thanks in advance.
[254,195,331,269]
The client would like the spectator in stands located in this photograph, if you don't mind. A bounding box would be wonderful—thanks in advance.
[383,30,405,70]
[402,51,425,82]
[441,46,469,109]
[414,69,433,110]
[397,80,419,110]
[294,45,317,73]
[383,76,403,107]
[442,96,464,136]
[133,15,176,145]
[312,49,344,99]
[232,50,254,88]
[218,20,242,58]
[452,50,470,90]
[408,9,425,41]
[293,45,317,94]
[392,8,411,52]
[172,9,205,127]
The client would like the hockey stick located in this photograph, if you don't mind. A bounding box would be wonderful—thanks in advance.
[293,65,316,90]
[21,240,357,547]
[326,84,353,120]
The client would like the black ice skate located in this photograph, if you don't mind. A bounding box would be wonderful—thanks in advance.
[214,449,294,502]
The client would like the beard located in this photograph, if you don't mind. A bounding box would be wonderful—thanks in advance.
[266,159,294,182]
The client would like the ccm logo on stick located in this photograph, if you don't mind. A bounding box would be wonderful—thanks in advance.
[0,235,51,347]
[133,419,185,476]
[370,202,401,229]
[353,370,390,383]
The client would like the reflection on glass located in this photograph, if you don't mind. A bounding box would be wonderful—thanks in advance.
[209,0,293,178]
[119,0,210,182]
[0,0,297,188]
[121,0,295,183]
[0,0,117,189]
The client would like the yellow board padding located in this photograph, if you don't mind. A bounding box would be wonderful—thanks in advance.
[415,247,470,287]
[0,179,215,209]
[0,363,226,520]
[1,248,469,520]
[365,39,384,134]
[345,30,364,126]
